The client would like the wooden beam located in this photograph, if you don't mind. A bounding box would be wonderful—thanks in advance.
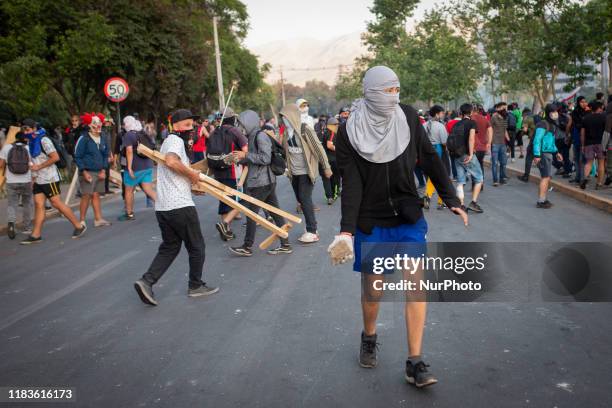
[137,144,301,224]
[137,144,289,239]
[259,223,292,250]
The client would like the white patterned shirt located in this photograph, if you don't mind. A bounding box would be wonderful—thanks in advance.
[155,134,194,211]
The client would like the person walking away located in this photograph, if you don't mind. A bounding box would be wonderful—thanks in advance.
[228,110,292,257]
[518,108,538,182]
[506,103,518,162]
[133,109,218,306]
[102,116,115,194]
[567,96,590,183]
[423,105,449,210]
[511,103,524,158]
[532,104,564,208]
[0,132,33,238]
[490,102,510,186]
[206,108,248,241]
[473,104,492,180]
[20,118,86,244]
[118,115,157,220]
[327,66,468,389]
[551,103,572,177]
[580,101,607,190]
[279,103,332,243]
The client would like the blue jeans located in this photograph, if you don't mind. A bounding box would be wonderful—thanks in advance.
[491,144,508,183]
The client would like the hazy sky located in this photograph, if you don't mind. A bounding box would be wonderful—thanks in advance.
[243,0,436,47]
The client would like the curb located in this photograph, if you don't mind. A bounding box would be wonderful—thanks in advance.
[484,159,612,214]
[0,189,122,235]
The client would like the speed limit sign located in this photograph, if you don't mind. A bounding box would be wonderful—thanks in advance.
[104,77,129,103]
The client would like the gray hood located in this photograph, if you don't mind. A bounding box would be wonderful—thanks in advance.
[239,110,260,137]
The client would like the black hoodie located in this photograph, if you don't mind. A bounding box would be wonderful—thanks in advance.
[336,104,461,235]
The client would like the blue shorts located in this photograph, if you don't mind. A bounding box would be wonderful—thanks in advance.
[454,155,484,184]
[124,168,153,187]
[353,218,428,274]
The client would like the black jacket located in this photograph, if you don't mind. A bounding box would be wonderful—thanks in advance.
[336,104,461,235]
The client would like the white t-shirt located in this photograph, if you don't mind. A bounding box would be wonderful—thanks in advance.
[156,134,194,211]
[32,137,60,185]
[0,143,32,183]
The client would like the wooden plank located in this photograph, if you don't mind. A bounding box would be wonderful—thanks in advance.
[64,169,79,205]
[237,165,248,187]
[190,159,209,174]
[138,144,302,224]
[137,144,288,238]
[109,169,122,186]
[5,126,19,145]
[259,223,292,250]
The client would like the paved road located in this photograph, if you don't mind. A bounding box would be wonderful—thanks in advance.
[1,177,611,408]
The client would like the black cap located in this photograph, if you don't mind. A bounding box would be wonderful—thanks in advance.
[22,118,37,128]
[170,109,199,124]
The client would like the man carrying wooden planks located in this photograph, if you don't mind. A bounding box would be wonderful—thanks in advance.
[134,109,219,307]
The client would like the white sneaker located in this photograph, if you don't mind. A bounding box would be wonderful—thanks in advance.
[298,232,319,244]
[94,219,112,227]
[22,229,33,235]
[511,158,516,163]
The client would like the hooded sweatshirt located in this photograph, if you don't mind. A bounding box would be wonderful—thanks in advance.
[239,110,275,188]
[279,104,330,183]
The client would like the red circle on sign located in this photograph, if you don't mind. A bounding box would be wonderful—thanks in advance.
[104,77,129,102]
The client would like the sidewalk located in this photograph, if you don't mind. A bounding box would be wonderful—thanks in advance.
[483,152,612,214]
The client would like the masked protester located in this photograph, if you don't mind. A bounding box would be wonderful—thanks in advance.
[296,98,315,129]
[327,66,467,389]
[279,103,332,243]
[322,117,341,204]
[20,118,86,244]
[134,109,219,306]
[74,113,111,227]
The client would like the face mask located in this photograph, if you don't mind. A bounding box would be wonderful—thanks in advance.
[364,89,400,117]
[299,106,309,115]
[549,112,559,121]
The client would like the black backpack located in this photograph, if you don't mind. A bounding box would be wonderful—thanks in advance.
[42,136,68,169]
[7,142,30,174]
[206,126,234,170]
[135,131,156,158]
[446,121,468,158]
[255,130,286,176]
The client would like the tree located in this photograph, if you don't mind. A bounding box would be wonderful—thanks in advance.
[451,0,609,107]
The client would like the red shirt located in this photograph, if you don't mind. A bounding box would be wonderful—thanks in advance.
[445,119,459,134]
[193,126,207,153]
[471,113,491,152]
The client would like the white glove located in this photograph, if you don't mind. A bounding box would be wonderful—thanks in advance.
[327,234,354,266]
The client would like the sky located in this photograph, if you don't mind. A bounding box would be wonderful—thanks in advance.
[242,0,437,48]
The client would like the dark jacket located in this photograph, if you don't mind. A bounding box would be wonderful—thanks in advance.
[74,131,109,172]
[336,104,460,235]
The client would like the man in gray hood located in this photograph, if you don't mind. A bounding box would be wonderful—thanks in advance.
[228,110,292,256]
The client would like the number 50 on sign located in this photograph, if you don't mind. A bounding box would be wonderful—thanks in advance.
[104,77,129,103]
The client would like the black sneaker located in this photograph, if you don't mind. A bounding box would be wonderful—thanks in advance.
[536,200,553,209]
[134,279,158,306]
[500,179,507,185]
[580,179,588,190]
[327,197,334,205]
[359,332,379,368]
[437,203,447,210]
[229,245,253,257]
[406,360,438,388]
[20,235,42,245]
[467,201,483,213]
[562,173,571,179]
[493,182,499,187]
[423,196,430,210]
[215,222,234,241]
[605,176,612,186]
[7,222,16,240]
[267,244,293,255]
[517,175,529,182]
[188,284,219,297]
[72,224,87,239]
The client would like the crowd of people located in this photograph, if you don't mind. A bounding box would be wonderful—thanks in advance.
[1,64,611,389]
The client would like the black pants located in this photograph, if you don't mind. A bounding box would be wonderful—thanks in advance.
[143,206,205,289]
[321,160,340,199]
[507,129,516,158]
[291,174,316,233]
[243,183,288,248]
[523,141,534,176]
[475,151,486,174]
[104,167,110,193]
[552,139,572,173]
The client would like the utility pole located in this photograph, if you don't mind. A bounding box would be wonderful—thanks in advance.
[279,66,286,106]
[212,15,225,110]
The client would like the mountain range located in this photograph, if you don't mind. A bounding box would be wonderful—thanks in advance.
[248,32,369,86]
